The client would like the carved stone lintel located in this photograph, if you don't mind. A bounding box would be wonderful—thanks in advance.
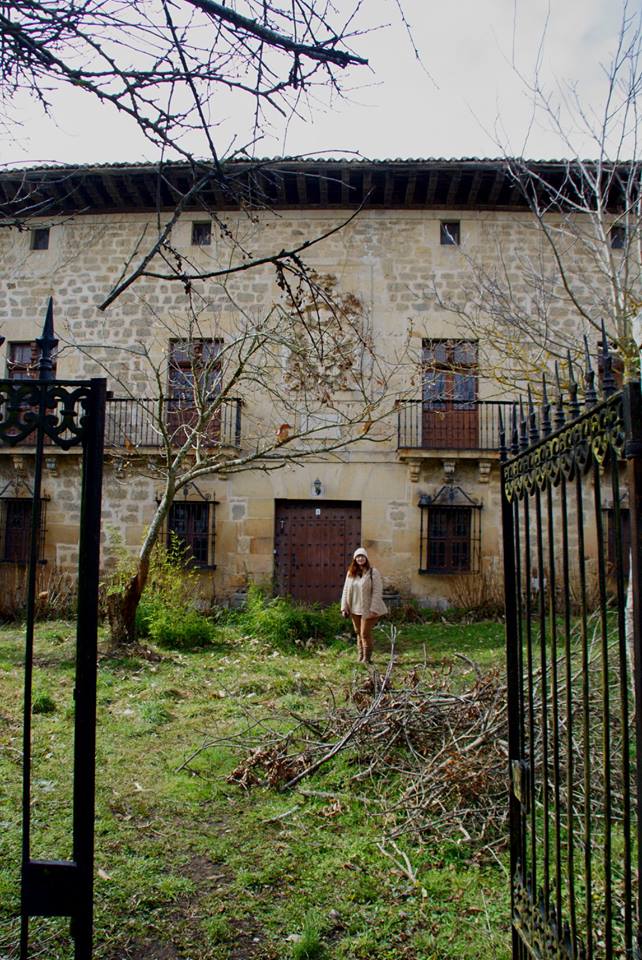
[479,460,492,484]
[408,459,422,483]
[442,459,456,483]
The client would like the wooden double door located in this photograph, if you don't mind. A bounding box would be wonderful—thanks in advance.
[274,500,361,605]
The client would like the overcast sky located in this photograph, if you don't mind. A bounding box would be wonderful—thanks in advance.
[3,0,637,167]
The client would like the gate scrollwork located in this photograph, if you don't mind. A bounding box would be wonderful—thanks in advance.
[0,381,95,449]
[504,393,625,502]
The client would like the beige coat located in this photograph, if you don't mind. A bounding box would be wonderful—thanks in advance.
[341,567,388,617]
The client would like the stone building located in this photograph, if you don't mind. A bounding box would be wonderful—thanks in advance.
[0,158,619,608]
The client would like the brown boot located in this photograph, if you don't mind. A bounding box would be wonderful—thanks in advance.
[362,636,373,664]
[356,637,364,662]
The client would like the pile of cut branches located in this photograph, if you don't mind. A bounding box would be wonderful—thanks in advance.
[186,640,510,852]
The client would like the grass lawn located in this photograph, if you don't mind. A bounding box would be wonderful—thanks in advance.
[0,616,510,960]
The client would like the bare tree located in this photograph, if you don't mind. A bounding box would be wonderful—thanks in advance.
[1,0,368,159]
[67,268,409,644]
[0,1,418,642]
[0,1,402,303]
[431,3,641,389]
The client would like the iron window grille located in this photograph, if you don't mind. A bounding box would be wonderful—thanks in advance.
[418,485,481,574]
[0,496,48,564]
[440,220,460,245]
[163,489,217,569]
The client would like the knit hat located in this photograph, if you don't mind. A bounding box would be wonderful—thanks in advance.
[353,547,368,559]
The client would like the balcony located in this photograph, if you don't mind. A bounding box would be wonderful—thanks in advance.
[397,399,512,453]
[105,397,242,449]
[0,396,242,451]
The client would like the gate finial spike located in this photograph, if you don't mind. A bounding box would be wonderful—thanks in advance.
[511,403,519,456]
[519,396,528,451]
[527,384,539,444]
[600,318,616,397]
[498,405,507,461]
[541,373,552,436]
[567,349,580,419]
[583,334,597,407]
[35,297,58,381]
[554,361,566,430]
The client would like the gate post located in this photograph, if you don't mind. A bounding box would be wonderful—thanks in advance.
[0,301,107,960]
[500,413,524,960]
[71,376,106,957]
[623,382,642,956]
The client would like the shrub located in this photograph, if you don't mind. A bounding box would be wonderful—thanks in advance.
[104,530,215,648]
[387,598,439,625]
[147,606,214,650]
[448,566,505,621]
[0,564,77,622]
[32,691,56,714]
[238,584,345,650]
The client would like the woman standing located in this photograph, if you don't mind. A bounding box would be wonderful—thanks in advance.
[340,547,387,663]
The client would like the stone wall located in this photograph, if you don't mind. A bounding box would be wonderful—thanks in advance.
[0,204,597,605]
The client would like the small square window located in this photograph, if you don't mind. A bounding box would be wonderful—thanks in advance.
[30,228,50,251]
[610,225,626,249]
[440,221,460,246]
[191,221,212,246]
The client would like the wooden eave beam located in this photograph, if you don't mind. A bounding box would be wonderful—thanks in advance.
[486,169,504,206]
[361,170,373,206]
[404,173,417,206]
[296,172,309,205]
[127,174,152,209]
[213,169,240,208]
[425,171,439,205]
[102,173,124,208]
[508,181,524,206]
[274,170,288,206]
[113,175,138,208]
[467,170,483,206]
[340,171,351,206]
[214,175,234,208]
[318,173,329,206]
[78,176,109,210]
[445,170,462,206]
[383,170,394,206]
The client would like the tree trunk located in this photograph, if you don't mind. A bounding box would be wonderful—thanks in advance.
[107,557,150,646]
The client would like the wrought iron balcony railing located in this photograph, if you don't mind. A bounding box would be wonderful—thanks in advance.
[104,397,242,449]
[397,399,513,451]
[0,392,242,451]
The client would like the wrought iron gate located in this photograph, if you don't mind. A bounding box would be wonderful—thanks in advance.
[0,301,106,959]
[500,349,642,959]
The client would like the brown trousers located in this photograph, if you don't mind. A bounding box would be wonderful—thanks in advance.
[350,613,380,663]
